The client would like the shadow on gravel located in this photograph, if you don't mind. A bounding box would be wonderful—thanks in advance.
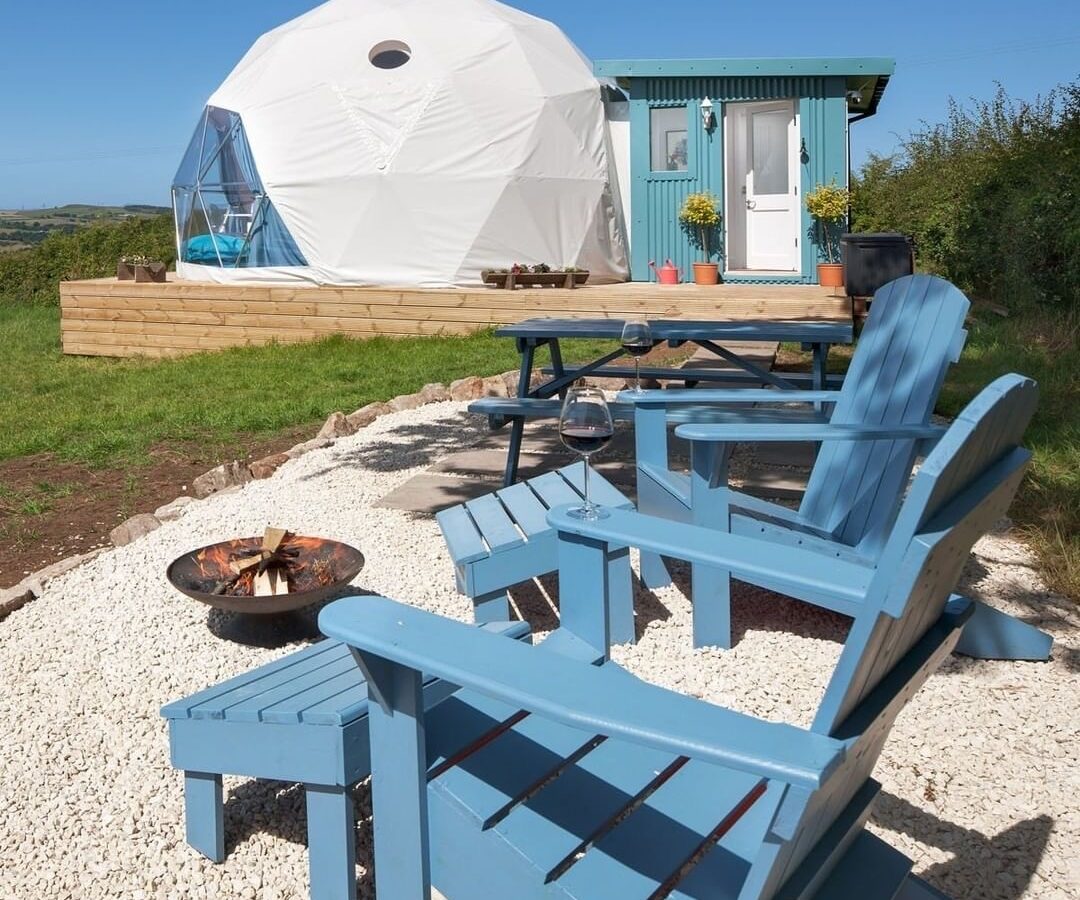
[508,571,671,639]
[222,778,377,897]
[663,559,852,648]
[305,417,492,479]
[205,587,375,648]
[873,791,1054,900]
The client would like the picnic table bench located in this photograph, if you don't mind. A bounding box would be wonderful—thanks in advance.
[474,317,854,485]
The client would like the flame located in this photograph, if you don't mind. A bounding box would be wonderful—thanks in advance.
[180,532,352,598]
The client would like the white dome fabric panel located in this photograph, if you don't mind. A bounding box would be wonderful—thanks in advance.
[177,0,629,287]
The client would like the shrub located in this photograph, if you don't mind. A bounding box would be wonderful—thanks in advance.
[0,214,175,305]
[852,81,1079,310]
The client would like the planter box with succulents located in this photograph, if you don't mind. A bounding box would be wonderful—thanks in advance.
[118,256,167,283]
[482,264,589,289]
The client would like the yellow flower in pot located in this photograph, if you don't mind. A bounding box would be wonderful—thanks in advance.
[805,181,850,288]
[678,192,722,285]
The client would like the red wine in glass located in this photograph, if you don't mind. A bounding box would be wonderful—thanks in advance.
[559,386,614,520]
[620,320,653,393]
[560,424,614,455]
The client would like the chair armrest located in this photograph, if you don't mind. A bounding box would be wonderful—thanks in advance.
[619,388,840,406]
[548,506,873,610]
[675,421,947,444]
[319,596,846,789]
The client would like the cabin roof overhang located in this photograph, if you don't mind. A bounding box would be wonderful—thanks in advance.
[594,57,895,118]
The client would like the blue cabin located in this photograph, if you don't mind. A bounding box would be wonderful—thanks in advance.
[596,57,894,283]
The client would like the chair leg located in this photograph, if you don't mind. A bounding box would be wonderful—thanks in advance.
[183,771,224,863]
[305,784,358,900]
[639,550,673,589]
[472,589,510,624]
[954,598,1053,661]
[607,546,635,645]
[690,564,733,650]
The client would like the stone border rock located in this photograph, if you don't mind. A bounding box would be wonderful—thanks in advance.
[0,372,533,623]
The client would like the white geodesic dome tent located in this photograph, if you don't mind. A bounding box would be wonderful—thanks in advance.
[172,0,629,287]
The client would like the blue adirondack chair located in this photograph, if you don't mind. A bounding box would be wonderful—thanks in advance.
[320,373,1039,900]
[626,274,1046,659]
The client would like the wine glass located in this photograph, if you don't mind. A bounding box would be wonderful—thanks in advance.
[559,386,614,520]
[620,320,653,393]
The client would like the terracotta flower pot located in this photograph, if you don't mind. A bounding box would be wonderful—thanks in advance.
[817,262,844,288]
[692,262,719,286]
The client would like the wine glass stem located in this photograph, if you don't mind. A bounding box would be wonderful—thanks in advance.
[583,456,592,514]
[635,358,641,393]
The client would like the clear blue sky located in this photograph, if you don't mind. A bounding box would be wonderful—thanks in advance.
[0,0,1076,208]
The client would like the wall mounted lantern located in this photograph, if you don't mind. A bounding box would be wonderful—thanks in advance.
[700,96,715,131]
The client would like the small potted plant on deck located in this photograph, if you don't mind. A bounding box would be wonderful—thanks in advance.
[678,192,722,285]
[805,181,849,288]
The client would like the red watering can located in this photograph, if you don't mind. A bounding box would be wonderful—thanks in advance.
[649,259,681,285]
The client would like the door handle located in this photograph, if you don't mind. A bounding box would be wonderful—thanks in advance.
[745,199,757,210]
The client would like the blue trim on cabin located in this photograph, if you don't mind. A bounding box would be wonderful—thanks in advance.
[601,58,892,283]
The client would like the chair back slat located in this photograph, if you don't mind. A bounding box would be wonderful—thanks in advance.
[746,375,1038,895]
[812,374,1037,737]
[799,275,969,553]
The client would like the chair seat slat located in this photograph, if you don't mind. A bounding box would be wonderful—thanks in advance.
[490,732,675,878]
[162,639,345,720]
[557,757,763,898]
[437,504,489,564]
[496,481,552,538]
[217,656,359,723]
[431,695,606,829]
[463,494,524,554]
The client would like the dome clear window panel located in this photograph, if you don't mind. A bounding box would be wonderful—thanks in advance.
[171,106,307,268]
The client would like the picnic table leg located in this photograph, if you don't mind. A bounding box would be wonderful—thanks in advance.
[306,784,358,900]
[549,339,568,397]
[183,771,224,863]
[812,343,829,412]
[503,340,538,486]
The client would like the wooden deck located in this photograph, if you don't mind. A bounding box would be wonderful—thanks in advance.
[58,276,850,358]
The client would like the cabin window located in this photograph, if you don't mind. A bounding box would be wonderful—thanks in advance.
[650,106,688,172]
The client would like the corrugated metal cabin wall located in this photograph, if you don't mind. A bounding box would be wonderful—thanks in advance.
[628,75,848,282]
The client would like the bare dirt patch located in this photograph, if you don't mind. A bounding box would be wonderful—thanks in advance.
[0,427,311,588]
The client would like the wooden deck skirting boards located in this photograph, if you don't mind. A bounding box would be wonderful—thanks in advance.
[59,277,850,358]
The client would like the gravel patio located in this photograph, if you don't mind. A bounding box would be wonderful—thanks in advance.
[0,400,1076,900]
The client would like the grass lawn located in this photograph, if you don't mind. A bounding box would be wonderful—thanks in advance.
[3,300,1076,602]
[936,307,1079,601]
[1,304,612,467]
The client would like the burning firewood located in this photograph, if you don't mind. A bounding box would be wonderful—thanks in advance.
[187,528,349,599]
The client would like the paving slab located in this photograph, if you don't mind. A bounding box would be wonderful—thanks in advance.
[431,449,553,480]
[375,473,495,514]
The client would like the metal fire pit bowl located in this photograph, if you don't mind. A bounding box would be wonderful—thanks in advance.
[166,535,365,615]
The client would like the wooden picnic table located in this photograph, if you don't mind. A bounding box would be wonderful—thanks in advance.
[490,317,854,485]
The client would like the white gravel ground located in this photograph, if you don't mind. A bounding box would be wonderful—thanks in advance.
[0,401,1076,900]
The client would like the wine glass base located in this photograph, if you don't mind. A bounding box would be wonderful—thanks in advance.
[566,505,610,521]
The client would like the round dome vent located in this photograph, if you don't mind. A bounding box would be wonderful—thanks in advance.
[369,40,411,69]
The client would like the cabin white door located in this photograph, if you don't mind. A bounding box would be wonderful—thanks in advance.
[725,100,799,272]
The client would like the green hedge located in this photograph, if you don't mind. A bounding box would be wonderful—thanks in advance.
[0,214,175,305]
[852,81,1079,310]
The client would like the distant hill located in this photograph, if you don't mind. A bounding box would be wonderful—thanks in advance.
[0,204,171,253]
